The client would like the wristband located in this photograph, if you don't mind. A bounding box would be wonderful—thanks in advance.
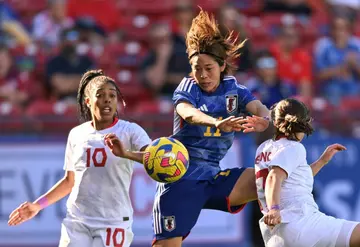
[270,204,280,210]
[38,197,49,210]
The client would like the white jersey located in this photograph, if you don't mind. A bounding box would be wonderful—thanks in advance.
[63,119,151,227]
[255,138,318,223]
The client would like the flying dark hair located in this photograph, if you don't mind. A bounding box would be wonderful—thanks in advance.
[77,69,125,122]
[271,98,314,141]
[186,9,246,77]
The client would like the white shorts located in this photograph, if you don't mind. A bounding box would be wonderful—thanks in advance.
[259,211,358,247]
[59,218,134,247]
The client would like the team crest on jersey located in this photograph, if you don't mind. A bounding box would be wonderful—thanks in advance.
[226,94,238,114]
[163,216,176,232]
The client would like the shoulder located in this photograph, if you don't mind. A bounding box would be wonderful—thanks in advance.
[68,122,91,139]
[348,36,360,49]
[279,140,306,157]
[175,76,198,93]
[314,37,333,55]
[223,75,249,90]
[116,120,146,135]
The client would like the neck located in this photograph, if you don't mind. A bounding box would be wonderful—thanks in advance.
[92,117,117,130]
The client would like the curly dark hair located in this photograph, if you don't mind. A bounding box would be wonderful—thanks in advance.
[186,9,246,76]
[77,69,125,122]
[271,98,314,141]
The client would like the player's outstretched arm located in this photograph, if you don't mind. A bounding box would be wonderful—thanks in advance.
[104,133,145,163]
[8,171,74,226]
[242,100,271,133]
[176,102,245,132]
[264,166,287,227]
[310,143,346,176]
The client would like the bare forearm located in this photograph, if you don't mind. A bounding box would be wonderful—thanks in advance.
[310,159,327,176]
[182,107,217,127]
[265,174,282,209]
[317,66,342,81]
[33,178,73,207]
[125,151,146,164]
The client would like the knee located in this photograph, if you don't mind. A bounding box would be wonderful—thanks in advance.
[350,224,360,247]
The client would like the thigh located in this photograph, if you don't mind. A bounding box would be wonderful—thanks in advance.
[152,179,209,244]
[59,218,93,247]
[204,167,255,213]
[92,226,134,247]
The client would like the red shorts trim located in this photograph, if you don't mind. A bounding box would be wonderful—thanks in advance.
[226,196,246,214]
[152,232,190,246]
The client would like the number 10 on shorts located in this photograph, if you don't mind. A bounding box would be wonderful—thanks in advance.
[106,228,124,247]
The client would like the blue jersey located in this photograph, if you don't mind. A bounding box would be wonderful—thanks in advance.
[172,76,256,180]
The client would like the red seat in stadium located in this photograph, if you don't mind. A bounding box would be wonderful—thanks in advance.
[120,0,174,15]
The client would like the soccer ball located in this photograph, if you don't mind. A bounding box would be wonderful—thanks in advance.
[143,137,189,183]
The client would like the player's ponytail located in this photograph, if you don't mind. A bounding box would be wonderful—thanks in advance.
[77,69,126,122]
[271,98,314,141]
[186,9,246,77]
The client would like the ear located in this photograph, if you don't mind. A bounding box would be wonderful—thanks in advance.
[85,97,90,108]
[220,63,226,72]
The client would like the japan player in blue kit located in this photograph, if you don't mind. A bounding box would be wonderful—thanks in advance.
[103,9,271,247]
[150,10,270,247]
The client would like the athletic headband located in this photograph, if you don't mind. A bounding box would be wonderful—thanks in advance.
[189,51,224,61]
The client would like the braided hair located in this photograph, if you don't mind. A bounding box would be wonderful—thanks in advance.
[77,69,125,122]
[271,98,314,141]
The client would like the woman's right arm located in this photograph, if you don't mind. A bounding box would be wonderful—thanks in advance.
[8,171,74,226]
[263,166,287,227]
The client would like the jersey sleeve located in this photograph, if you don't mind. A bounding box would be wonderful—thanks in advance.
[63,130,75,171]
[130,123,152,151]
[172,77,197,107]
[268,143,306,178]
[237,84,257,109]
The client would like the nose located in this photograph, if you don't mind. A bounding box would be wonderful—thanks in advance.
[104,95,111,104]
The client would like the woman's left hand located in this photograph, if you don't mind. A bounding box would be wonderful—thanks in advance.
[241,116,270,133]
[320,143,346,164]
[104,133,129,158]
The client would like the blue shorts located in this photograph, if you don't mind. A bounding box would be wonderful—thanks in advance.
[152,167,246,244]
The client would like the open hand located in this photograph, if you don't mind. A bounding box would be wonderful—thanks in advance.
[215,116,246,132]
[8,202,41,226]
[104,133,129,158]
[319,143,346,164]
[240,115,270,133]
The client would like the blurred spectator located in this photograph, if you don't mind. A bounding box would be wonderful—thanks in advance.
[32,0,74,48]
[45,29,93,104]
[0,45,30,108]
[264,0,312,16]
[172,0,194,39]
[0,0,32,46]
[327,0,359,22]
[67,0,120,34]
[218,2,253,73]
[270,24,313,97]
[246,50,296,109]
[314,15,360,105]
[140,22,191,98]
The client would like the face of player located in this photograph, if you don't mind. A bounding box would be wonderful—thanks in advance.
[190,54,225,93]
[86,81,118,126]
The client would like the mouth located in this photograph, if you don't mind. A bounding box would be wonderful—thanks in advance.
[101,106,113,115]
[199,82,212,88]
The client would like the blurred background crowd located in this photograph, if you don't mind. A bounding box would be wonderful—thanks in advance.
[1,1,360,247]
[1,0,360,138]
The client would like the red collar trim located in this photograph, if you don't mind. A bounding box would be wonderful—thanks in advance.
[91,118,119,130]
